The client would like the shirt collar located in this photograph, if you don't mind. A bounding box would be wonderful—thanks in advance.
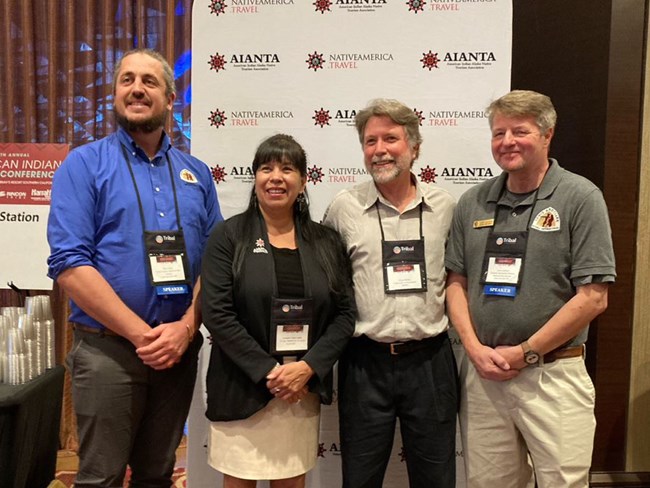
[362,173,429,212]
[487,158,561,204]
[116,126,171,162]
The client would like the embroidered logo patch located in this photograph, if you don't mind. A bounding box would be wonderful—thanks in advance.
[180,169,198,183]
[531,207,561,232]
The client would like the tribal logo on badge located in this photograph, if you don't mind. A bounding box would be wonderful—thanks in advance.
[180,169,198,183]
[531,207,561,232]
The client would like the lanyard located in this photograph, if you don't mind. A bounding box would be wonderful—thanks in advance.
[375,198,424,241]
[120,143,184,233]
[493,184,541,230]
[492,166,550,230]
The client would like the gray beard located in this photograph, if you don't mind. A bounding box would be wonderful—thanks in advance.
[115,109,167,134]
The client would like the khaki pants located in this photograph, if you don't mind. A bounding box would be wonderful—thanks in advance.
[459,355,595,488]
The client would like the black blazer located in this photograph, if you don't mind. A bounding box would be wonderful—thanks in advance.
[201,211,355,421]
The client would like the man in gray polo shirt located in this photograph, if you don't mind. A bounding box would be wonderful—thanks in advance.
[445,90,615,488]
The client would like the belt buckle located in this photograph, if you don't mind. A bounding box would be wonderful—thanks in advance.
[390,342,404,355]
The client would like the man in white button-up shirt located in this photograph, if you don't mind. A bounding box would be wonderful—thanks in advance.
[324,98,458,488]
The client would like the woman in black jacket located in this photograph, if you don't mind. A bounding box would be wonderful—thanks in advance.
[201,134,355,488]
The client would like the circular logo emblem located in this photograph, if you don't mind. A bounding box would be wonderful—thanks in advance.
[393,246,401,254]
[496,237,503,246]
[155,235,164,244]
[282,304,290,313]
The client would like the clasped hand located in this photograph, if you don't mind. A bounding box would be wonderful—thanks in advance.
[470,344,523,381]
[266,361,314,403]
[135,321,190,370]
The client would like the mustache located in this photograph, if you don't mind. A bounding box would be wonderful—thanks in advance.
[371,157,395,164]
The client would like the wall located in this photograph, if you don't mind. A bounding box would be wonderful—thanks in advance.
[512,0,647,473]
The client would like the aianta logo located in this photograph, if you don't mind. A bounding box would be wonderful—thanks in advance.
[208,109,228,129]
[307,165,325,185]
[306,52,326,72]
[209,0,227,15]
[421,51,440,70]
[439,166,495,185]
[443,51,496,70]
[421,49,497,71]
[312,108,331,128]
[229,53,280,72]
[407,0,426,13]
[208,53,227,73]
[312,108,357,127]
[418,165,438,184]
[333,109,357,127]
[211,165,227,184]
[334,0,387,12]
[313,0,332,13]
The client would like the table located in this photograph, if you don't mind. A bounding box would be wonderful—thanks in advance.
[0,366,65,488]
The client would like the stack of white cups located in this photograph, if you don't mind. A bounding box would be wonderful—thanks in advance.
[0,295,55,385]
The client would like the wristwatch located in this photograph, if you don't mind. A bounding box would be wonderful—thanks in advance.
[521,340,541,366]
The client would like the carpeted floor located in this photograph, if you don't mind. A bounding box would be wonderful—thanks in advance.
[53,467,187,487]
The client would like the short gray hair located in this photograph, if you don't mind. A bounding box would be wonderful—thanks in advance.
[355,98,422,149]
[487,90,557,133]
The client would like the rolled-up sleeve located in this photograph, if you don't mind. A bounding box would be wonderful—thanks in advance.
[47,150,98,280]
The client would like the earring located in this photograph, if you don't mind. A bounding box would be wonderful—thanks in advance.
[296,192,306,212]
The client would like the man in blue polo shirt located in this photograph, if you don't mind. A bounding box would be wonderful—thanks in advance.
[47,48,222,487]
[445,90,615,487]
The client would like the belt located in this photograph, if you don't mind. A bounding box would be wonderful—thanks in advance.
[354,333,446,356]
[543,344,585,364]
[72,322,120,337]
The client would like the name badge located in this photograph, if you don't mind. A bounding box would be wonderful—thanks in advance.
[149,254,186,283]
[485,256,522,284]
[274,324,310,353]
[385,263,424,292]
[480,230,528,298]
[143,230,191,295]
[270,298,314,356]
[381,239,427,294]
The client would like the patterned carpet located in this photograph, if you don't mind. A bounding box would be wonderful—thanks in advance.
[53,468,187,487]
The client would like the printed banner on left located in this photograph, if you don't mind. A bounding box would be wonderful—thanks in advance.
[0,143,69,290]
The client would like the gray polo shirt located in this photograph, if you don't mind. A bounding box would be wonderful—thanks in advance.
[445,159,616,347]
[324,175,455,342]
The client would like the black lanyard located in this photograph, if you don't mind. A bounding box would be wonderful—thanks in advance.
[120,143,184,234]
[375,198,424,241]
[492,167,549,230]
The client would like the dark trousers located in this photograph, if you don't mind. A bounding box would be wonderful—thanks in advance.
[338,333,459,488]
[67,329,203,488]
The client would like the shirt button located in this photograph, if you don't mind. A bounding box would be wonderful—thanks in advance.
[155,187,160,192]
[512,211,517,217]
[159,212,165,217]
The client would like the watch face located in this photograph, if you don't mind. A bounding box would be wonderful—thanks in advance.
[525,352,540,365]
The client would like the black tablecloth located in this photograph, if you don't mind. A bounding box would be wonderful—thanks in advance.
[0,366,65,488]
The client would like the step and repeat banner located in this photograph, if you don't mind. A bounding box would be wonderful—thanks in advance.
[189,1,512,486]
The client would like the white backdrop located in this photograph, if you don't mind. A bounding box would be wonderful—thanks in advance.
[189,1,512,486]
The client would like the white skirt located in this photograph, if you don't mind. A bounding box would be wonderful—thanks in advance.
[208,393,321,480]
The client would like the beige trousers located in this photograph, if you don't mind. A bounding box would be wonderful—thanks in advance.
[459,355,596,488]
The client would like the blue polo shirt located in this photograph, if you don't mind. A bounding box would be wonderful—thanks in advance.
[47,127,222,328]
